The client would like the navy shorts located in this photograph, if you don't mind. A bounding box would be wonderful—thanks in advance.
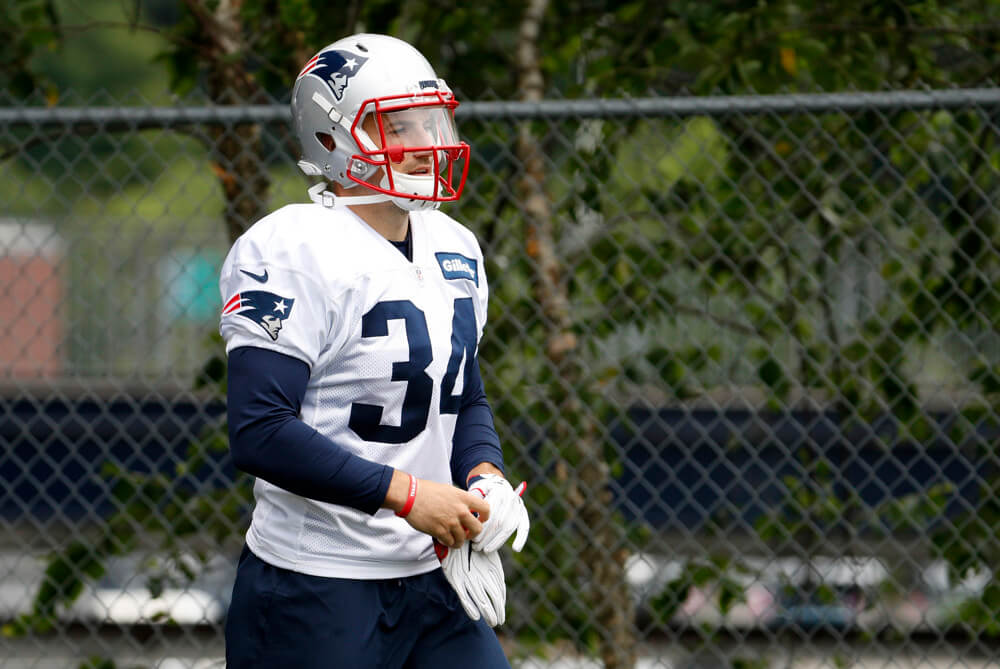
[224,545,511,668]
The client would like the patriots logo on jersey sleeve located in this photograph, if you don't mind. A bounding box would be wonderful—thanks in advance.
[297,49,369,101]
[222,290,295,341]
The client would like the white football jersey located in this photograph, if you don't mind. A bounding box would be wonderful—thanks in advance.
[219,201,489,579]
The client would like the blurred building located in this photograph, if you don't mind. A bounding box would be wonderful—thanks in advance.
[0,221,64,378]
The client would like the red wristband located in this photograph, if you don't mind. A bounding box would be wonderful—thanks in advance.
[395,474,418,518]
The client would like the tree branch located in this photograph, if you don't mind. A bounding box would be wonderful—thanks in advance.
[181,0,227,44]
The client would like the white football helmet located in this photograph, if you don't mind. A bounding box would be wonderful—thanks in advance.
[291,33,470,211]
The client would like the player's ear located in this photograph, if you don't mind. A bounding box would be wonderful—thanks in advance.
[316,132,335,151]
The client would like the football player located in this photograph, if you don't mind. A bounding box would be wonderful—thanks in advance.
[219,33,529,668]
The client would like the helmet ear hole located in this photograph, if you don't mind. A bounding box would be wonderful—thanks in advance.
[316,132,336,151]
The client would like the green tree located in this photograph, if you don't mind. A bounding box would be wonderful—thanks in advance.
[452,0,1000,655]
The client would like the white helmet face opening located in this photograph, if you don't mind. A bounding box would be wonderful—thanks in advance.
[348,92,470,205]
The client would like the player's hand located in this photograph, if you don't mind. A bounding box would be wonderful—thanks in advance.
[468,474,530,553]
[404,477,489,548]
[435,539,506,627]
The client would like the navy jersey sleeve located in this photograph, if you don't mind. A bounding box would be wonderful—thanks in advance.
[226,346,393,515]
[450,357,505,487]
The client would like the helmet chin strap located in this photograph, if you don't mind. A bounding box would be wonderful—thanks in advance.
[307,182,390,208]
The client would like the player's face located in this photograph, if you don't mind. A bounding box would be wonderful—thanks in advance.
[364,106,460,171]
[381,108,438,150]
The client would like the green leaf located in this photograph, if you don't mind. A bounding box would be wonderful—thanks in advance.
[758,357,785,391]
[649,574,692,624]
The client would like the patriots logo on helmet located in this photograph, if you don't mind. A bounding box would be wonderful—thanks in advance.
[222,290,295,341]
[297,49,369,101]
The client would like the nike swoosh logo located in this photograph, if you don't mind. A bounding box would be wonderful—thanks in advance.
[240,268,269,283]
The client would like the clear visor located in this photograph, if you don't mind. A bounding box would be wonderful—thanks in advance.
[356,103,461,157]
[377,106,461,152]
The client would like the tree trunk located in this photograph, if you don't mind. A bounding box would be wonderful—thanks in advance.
[184,0,271,243]
[514,1,636,666]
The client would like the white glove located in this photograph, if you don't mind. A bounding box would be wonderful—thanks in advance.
[468,474,530,553]
[434,539,506,627]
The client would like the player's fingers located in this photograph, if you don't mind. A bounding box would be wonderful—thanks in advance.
[461,510,484,539]
[465,493,490,523]
[450,523,468,548]
[441,513,471,547]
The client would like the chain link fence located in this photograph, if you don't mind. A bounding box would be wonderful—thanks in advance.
[1,87,999,668]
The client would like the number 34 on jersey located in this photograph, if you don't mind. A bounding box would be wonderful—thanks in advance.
[349,296,478,444]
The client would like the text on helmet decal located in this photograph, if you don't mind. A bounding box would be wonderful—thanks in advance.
[435,252,478,286]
